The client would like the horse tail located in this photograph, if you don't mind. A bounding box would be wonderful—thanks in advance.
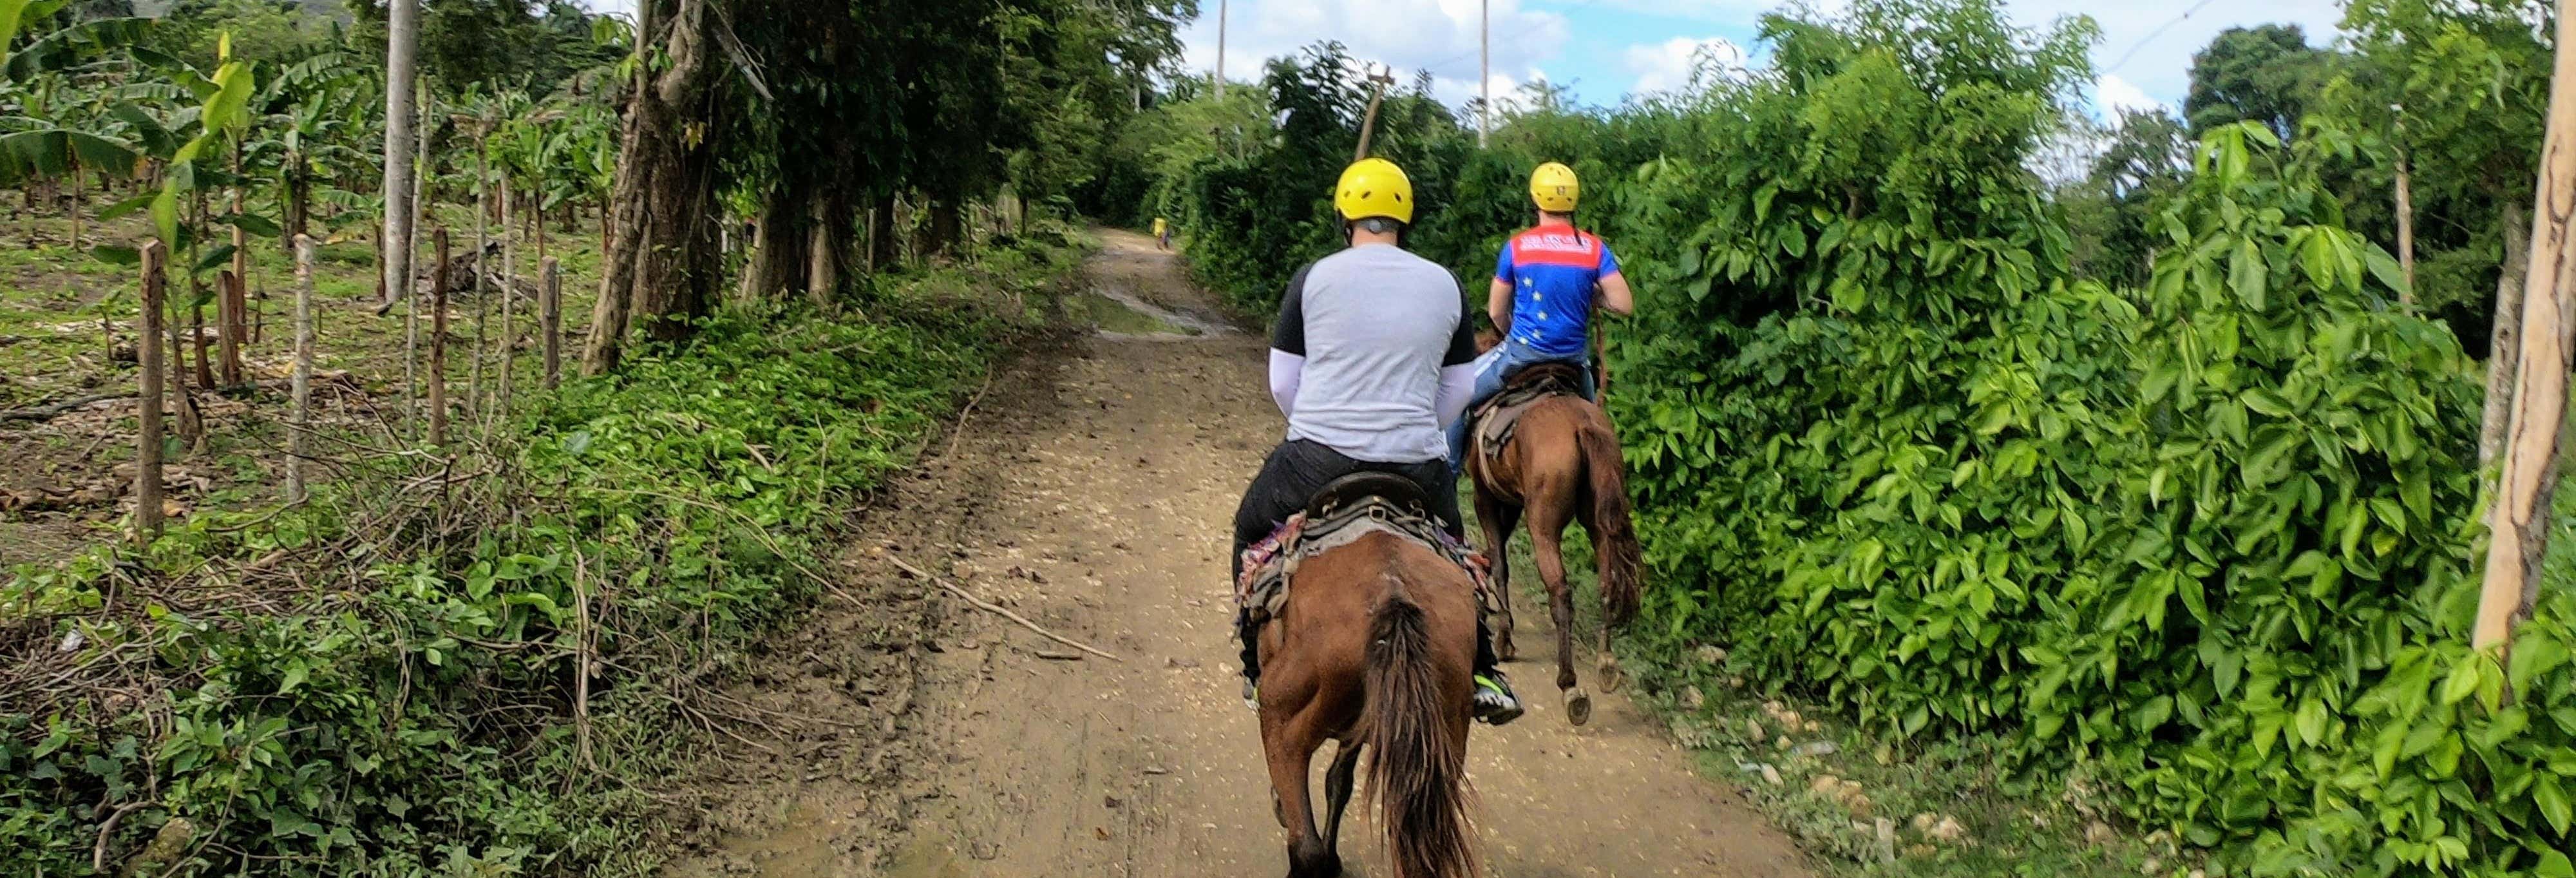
[1577,420,1644,628]
[1362,587,1478,878]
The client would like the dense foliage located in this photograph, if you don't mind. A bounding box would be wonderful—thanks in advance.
[1113,1,2571,873]
[0,234,1081,874]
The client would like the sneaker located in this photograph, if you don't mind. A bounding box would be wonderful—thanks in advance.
[1473,673,1524,726]
[1243,678,1259,712]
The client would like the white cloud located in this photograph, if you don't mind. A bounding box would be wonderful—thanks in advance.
[2092,73,2164,117]
[1177,0,1567,109]
[1600,0,2346,106]
[1624,37,1748,95]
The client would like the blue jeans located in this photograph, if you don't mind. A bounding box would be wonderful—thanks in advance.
[1447,339,1595,476]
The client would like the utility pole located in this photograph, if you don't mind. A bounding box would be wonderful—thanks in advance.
[1215,0,1227,100]
[1480,0,1490,148]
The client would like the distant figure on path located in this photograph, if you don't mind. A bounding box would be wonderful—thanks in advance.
[1153,216,1171,251]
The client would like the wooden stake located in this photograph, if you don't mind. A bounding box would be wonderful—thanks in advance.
[542,256,562,390]
[499,172,517,415]
[68,157,82,251]
[471,137,489,416]
[2474,0,2576,654]
[289,235,316,504]
[218,270,247,387]
[429,228,450,448]
[136,242,166,545]
[225,142,249,386]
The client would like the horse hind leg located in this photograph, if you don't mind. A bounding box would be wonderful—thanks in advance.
[1473,489,1522,662]
[1577,506,1627,694]
[1320,740,1362,852]
[1531,528,1589,726]
[1262,700,1340,876]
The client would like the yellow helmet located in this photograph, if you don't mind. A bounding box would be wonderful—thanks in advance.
[1334,158,1414,225]
[1530,162,1580,213]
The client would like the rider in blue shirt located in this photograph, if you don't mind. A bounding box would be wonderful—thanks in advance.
[1447,162,1636,474]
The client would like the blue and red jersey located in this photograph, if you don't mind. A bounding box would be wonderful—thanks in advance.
[1494,221,1621,358]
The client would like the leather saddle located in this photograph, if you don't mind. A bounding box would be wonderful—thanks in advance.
[1305,472,1429,521]
[1236,473,1489,625]
[1472,361,1589,459]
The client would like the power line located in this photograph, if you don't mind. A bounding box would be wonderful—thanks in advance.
[2105,0,2221,75]
[1419,0,1610,79]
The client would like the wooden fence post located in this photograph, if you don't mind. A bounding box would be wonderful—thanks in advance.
[216,270,243,387]
[136,242,166,545]
[289,235,316,504]
[498,173,517,417]
[2474,0,2576,653]
[542,256,562,390]
[430,228,451,448]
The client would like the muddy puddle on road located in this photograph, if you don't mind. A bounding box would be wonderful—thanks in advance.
[1071,283,1234,338]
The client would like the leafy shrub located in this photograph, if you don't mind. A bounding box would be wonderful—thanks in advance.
[1595,3,2572,874]
[0,236,1072,875]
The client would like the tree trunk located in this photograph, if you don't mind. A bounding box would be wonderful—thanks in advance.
[542,256,562,389]
[223,143,248,388]
[583,0,721,374]
[498,171,517,415]
[289,235,315,503]
[68,156,82,251]
[287,175,309,247]
[869,194,896,272]
[136,242,166,544]
[738,189,797,301]
[2481,201,2533,470]
[471,138,489,415]
[808,193,847,307]
[920,199,963,259]
[2396,156,2417,305]
[430,229,450,446]
[2476,0,2576,654]
[381,0,418,308]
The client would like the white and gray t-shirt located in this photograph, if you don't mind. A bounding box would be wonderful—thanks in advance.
[1271,244,1477,464]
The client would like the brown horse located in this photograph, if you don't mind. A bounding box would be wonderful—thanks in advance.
[1256,517,1481,877]
[1464,360,1645,727]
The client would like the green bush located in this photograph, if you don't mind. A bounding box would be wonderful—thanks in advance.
[1591,3,2572,874]
[0,237,1072,875]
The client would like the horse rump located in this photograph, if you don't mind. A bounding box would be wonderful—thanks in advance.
[1361,592,1479,878]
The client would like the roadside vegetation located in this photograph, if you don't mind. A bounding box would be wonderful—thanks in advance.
[1121,1,2573,875]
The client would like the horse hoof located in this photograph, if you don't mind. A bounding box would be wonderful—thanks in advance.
[1598,659,1626,693]
[1497,639,1519,662]
[1564,688,1593,726]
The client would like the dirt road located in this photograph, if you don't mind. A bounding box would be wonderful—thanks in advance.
[662,230,1812,878]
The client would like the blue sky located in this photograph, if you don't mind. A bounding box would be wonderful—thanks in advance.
[1172,0,2349,120]
[575,0,2349,120]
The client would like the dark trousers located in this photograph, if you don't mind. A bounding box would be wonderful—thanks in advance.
[1231,439,1463,580]
[1231,439,1493,683]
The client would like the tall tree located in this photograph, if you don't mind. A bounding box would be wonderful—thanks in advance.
[2183,24,2336,141]
[381,0,417,309]
[2061,108,2193,285]
[581,0,722,374]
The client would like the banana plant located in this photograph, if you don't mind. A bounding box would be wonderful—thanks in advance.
[147,32,253,247]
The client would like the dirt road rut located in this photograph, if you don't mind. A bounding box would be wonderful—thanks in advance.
[663,231,1812,878]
